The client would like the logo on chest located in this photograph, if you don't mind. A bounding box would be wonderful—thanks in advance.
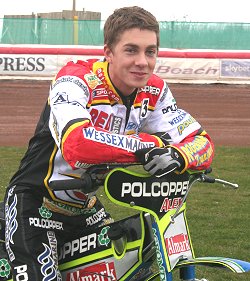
[90,108,122,133]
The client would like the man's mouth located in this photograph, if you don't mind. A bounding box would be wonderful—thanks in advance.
[131,71,148,77]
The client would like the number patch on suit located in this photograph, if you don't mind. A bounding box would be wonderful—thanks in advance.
[141,98,149,118]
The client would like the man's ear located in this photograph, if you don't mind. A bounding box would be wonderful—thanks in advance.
[104,44,113,63]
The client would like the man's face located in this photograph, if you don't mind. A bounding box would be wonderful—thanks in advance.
[104,28,158,96]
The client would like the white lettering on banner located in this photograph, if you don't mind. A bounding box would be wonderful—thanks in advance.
[221,60,250,77]
[0,54,59,77]
[1,51,248,83]
[121,181,188,198]
[0,56,45,72]
[155,58,219,79]
[2,51,250,83]
[59,233,97,259]
[156,65,218,76]
[225,65,250,72]
[29,217,63,230]
[83,127,155,152]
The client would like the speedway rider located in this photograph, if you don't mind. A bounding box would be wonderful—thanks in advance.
[4,6,214,280]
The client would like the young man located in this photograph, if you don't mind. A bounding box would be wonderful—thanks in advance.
[4,6,214,280]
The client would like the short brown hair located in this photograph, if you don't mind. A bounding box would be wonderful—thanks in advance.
[104,6,159,49]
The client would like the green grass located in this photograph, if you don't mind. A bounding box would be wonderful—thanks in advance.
[0,146,26,195]
[185,146,250,281]
[1,146,250,280]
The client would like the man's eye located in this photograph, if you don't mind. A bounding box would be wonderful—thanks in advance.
[147,49,157,56]
[126,48,136,53]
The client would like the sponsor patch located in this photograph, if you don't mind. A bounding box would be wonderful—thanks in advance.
[86,208,107,226]
[139,85,161,95]
[162,103,177,114]
[83,127,155,152]
[84,73,102,89]
[43,197,96,216]
[110,116,122,134]
[29,217,63,230]
[221,60,250,78]
[165,233,191,256]
[59,233,97,260]
[168,111,187,126]
[38,243,58,280]
[177,116,196,135]
[52,92,85,109]
[98,226,110,247]
[66,261,117,281]
[92,88,108,98]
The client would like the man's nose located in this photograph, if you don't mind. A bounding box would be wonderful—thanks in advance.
[135,53,148,66]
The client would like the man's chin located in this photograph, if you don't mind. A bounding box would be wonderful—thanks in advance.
[131,79,149,89]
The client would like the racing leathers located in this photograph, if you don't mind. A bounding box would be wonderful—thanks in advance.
[4,58,214,280]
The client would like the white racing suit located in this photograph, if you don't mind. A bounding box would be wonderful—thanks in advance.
[4,59,214,280]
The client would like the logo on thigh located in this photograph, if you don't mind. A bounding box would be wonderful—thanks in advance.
[5,186,18,262]
[37,241,60,281]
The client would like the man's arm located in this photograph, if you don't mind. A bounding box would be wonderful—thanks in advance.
[61,120,164,168]
[135,129,214,177]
